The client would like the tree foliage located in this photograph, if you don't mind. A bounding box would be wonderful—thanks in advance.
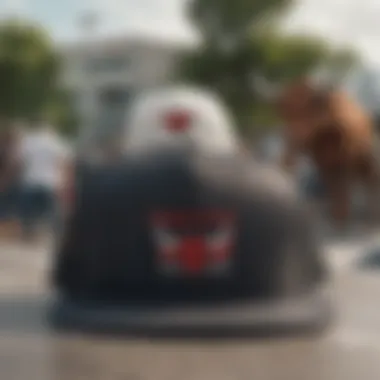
[0,18,60,123]
[189,0,292,46]
[44,88,80,137]
[179,0,359,135]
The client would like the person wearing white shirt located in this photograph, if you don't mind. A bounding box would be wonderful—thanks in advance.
[18,122,71,241]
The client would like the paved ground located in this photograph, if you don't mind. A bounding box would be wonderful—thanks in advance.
[1,235,380,380]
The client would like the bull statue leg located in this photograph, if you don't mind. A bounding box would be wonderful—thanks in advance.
[324,176,351,227]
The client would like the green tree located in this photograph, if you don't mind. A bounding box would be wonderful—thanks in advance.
[189,0,292,46]
[253,32,358,92]
[316,47,359,85]
[0,18,59,124]
[179,0,359,135]
[44,89,80,137]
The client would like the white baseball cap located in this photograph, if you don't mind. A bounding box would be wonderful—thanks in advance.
[125,86,240,156]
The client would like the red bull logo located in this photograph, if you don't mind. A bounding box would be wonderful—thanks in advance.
[150,211,237,277]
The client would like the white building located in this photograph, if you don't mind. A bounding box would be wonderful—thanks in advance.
[59,34,189,137]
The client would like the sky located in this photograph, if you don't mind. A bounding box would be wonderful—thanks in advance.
[1,0,380,64]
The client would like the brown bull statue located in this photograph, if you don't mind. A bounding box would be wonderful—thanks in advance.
[274,78,380,224]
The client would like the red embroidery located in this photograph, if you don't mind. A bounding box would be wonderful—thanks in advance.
[150,210,236,275]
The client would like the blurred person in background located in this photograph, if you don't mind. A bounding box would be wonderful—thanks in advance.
[0,121,24,239]
[18,118,71,242]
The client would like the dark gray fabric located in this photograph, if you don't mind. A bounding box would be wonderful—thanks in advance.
[53,150,325,303]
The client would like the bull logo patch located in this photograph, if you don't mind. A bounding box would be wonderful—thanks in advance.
[150,211,237,277]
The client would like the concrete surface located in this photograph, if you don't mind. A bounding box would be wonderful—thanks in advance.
[1,234,380,380]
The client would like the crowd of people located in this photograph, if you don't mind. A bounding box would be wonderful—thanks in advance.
[0,120,71,242]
